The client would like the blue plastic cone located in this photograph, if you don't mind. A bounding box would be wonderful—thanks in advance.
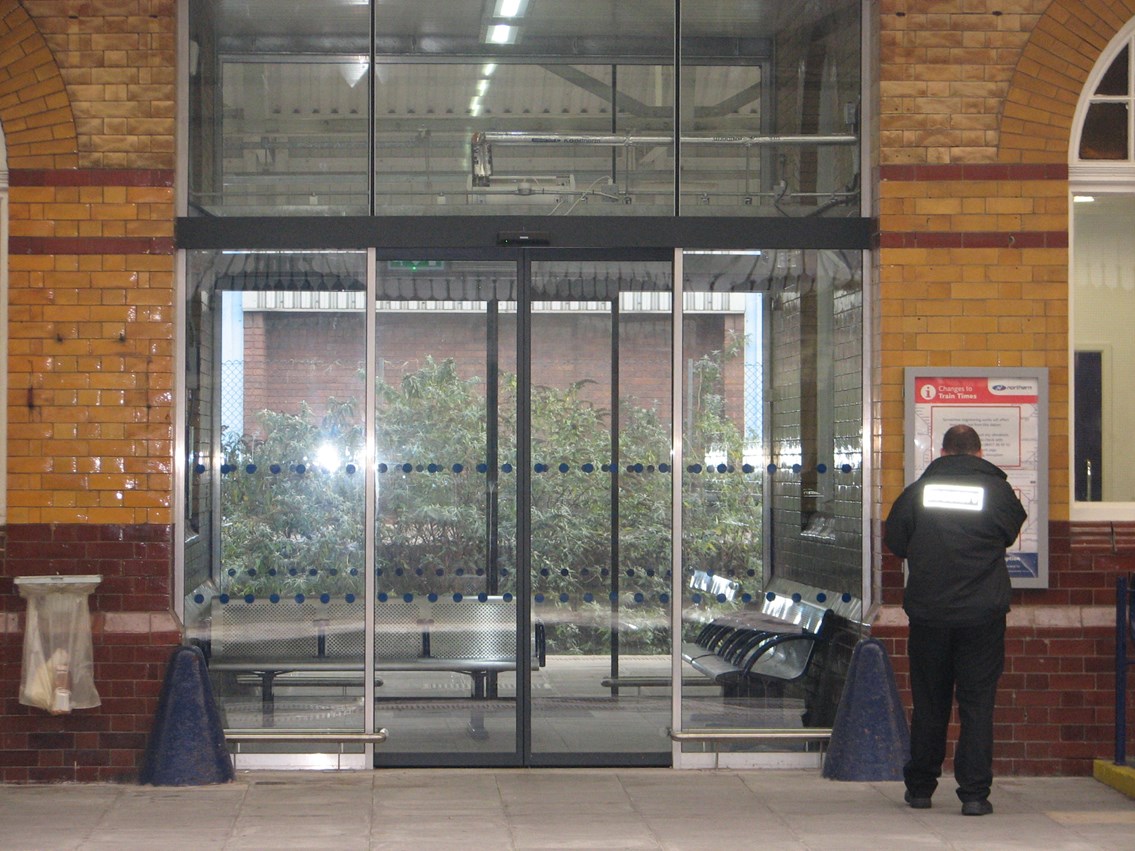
[139,645,234,785]
[822,637,910,781]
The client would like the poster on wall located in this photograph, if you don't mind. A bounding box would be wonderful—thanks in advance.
[904,368,1048,589]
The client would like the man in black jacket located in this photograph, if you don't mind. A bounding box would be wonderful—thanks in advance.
[884,424,1027,816]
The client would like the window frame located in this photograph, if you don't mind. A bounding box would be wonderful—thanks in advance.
[1069,20,1135,520]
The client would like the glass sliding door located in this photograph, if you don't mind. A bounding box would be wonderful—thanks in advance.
[372,258,520,765]
[528,255,673,765]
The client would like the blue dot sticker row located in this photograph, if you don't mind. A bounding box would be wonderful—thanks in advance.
[195,461,859,476]
[199,589,852,607]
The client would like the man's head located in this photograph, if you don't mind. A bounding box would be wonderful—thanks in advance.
[941,424,982,457]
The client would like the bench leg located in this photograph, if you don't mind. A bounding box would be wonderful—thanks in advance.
[467,672,489,740]
[259,671,277,728]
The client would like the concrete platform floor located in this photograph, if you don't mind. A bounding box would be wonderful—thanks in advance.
[2,769,1134,850]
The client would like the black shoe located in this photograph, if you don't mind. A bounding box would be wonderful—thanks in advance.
[904,790,932,809]
[961,799,993,816]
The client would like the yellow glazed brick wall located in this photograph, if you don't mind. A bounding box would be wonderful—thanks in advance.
[875,0,1134,522]
[2,0,175,525]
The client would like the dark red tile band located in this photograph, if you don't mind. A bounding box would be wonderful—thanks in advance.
[879,163,1069,182]
[879,231,1068,249]
[9,237,176,255]
[8,169,175,188]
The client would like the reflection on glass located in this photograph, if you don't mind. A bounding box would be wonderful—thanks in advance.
[1095,46,1129,96]
[678,249,863,754]
[184,251,369,751]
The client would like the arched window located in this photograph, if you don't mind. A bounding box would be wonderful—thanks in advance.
[1070,21,1135,516]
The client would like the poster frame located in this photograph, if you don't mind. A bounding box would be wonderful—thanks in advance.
[903,367,1049,590]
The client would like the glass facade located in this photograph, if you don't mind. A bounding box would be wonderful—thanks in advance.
[187,0,861,217]
[180,0,868,768]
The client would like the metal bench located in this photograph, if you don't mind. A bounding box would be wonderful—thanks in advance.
[680,592,833,698]
[203,596,545,738]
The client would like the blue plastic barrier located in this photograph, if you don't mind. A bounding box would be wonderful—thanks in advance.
[822,636,910,781]
[139,644,234,786]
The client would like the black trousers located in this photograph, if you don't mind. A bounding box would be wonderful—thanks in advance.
[904,616,1005,803]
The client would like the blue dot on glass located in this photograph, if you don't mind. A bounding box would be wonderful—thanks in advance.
[792,464,802,473]
[378,593,388,602]
[295,464,306,474]
[635,463,644,473]
[456,568,465,576]
[295,594,305,604]
[220,464,232,474]
[435,568,445,577]
[320,593,330,604]
[660,593,669,604]
[415,464,424,472]
[842,464,853,474]
[246,464,257,474]
[402,463,412,473]
[767,464,777,474]
[478,593,489,602]
[270,464,281,474]
[584,593,594,603]
[540,568,549,577]
[634,592,644,603]
[535,594,545,603]
[477,463,488,473]
[792,593,802,602]
[692,594,702,604]
[742,464,753,473]
[289,568,297,576]
[453,593,463,602]
[582,463,594,473]
[350,568,357,576]
[248,568,257,577]
[194,464,206,474]
[453,464,463,473]
[609,592,618,601]
[403,593,414,602]
[559,463,569,473]
[560,593,569,603]
[227,568,235,577]
[766,591,776,601]
[270,593,280,604]
[817,593,827,602]
[193,593,204,604]
[345,594,355,603]
[741,593,752,602]
[395,568,404,576]
[534,463,545,473]
[817,463,827,473]
[503,593,513,602]
[717,593,727,603]
[415,568,423,576]
[428,593,438,602]
[378,463,388,473]
[309,568,318,576]
[717,463,727,473]
[659,463,670,473]
[219,594,230,604]
[502,463,512,473]
[345,464,356,475]
[601,464,610,472]
[560,568,569,577]
[842,593,852,602]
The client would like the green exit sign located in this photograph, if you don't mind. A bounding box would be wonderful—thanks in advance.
[387,260,445,271]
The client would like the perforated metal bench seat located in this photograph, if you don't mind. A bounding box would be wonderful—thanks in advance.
[681,593,832,691]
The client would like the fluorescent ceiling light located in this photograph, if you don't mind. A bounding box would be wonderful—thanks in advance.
[486,24,516,44]
[494,0,528,17]
[1073,195,1095,203]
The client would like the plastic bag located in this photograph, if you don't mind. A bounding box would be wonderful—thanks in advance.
[18,579,101,714]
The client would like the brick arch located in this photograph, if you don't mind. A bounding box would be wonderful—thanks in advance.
[0,0,77,169]
[1000,0,1135,163]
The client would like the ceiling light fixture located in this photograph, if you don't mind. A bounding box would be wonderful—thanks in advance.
[486,24,516,44]
[493,0,529,18]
